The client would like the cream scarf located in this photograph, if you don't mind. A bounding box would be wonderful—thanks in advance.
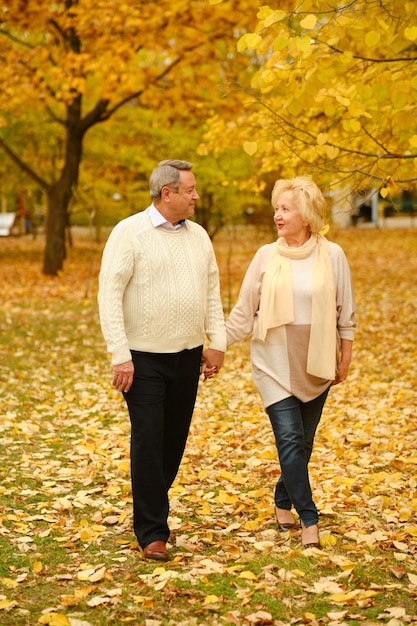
[258,234,336,380]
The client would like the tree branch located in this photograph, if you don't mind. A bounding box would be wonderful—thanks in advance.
[0,137,50,191]
[312,37,417,63]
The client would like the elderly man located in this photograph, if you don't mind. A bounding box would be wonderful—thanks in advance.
[98,160,226,561]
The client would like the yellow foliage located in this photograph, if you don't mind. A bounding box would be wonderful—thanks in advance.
[202,0,417,188]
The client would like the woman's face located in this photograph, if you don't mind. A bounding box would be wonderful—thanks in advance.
[273,190,309,244]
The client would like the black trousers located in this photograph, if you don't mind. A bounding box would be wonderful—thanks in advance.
[123,346,203,549]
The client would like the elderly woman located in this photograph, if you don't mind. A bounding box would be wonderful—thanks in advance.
[226,176,356,548]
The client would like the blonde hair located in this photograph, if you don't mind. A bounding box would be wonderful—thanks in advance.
[271,176,327,234]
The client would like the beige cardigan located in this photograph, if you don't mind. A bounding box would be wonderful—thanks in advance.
[225,240,356,407]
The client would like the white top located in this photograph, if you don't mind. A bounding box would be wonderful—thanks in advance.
[98,208,226,365]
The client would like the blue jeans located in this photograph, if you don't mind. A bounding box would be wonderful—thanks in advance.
[266,388,330,528]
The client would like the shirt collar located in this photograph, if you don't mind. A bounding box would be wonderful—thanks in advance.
[147,204,185,231]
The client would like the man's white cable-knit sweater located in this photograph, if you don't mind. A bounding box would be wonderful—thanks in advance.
[98,209,226,365]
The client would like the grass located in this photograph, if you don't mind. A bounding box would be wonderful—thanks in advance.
[0,227,417,625]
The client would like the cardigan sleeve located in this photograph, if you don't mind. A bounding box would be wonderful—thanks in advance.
[225,244,274,346]
[329,242,357,341]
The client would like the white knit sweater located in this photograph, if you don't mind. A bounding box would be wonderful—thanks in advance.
[98,210,226,365]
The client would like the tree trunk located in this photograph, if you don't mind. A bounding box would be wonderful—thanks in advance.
[43,101,84,276]
[43,185,71,275]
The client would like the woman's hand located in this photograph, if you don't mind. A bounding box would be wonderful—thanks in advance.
[332,339,353,386]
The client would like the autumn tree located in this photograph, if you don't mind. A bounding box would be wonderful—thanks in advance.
[70,110,260,243]
[0,0,258,275]
[203,0,417,207]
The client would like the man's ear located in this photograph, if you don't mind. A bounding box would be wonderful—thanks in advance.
[161,186,171,202]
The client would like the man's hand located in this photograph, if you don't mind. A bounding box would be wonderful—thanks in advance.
[112,360,134,393]
[201,349,225,381]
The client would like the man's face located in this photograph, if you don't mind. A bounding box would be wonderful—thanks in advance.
[164,170,200,224]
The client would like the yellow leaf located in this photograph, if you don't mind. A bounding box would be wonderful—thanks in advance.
[0,577,19,588]
[365,31,381,47]
[217,491,238,504]
[325,145,339,159]
[239,570,257,580]
[399,508,412,522]
[246,33,263,49]
[351,120,361,132]
[320,533,337,547]
[204,594,220,603]
[209,0,223,4]
[264,10,286,27]
[409,135,417,148]
[256,448,275,459]
[33,561,43,574]
[133,595,146,604]
[80,529,93,541]
[300,15,317,30]
[304,613,316,621]
[317,133,328,145]
[38,614,70,626]
[292,569,305,577]
[244,519,261,530]
[404,26,417,41]
[0,599,17,610]
[59,595,80,607]
[336,95,350,106]
[243,141,258,156]
[260,68,276,85]
[330,590,358,603]
[380,186,389,198]
[237,33,250,52]
[296,36,311,52]
[118,460,130,473]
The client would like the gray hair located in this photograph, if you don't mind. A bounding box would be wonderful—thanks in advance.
[149,160,193,200]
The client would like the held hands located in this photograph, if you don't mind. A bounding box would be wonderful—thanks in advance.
[201,349,225,381]
[112,360,134,393]
[112,351,224,391]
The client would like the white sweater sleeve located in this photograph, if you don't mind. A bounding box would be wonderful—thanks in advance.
[98,220,135,365]
[205,244,228,352]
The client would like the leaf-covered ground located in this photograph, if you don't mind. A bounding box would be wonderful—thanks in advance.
[0,227,416,626]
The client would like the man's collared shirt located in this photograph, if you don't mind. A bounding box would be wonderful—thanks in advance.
[147,204,185,231]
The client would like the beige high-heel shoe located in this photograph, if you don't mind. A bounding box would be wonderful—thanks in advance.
[275,506,297,531]
[301,522,320,548]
